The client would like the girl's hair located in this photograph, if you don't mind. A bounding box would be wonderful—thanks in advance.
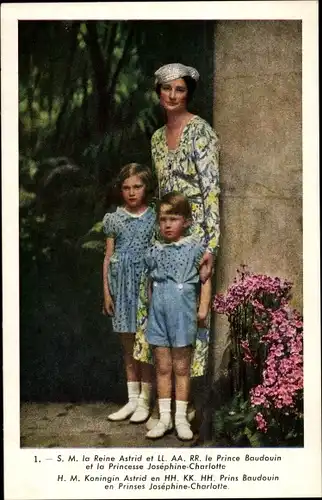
[116,162,154,201]
[157,191,192,220]
[155,75,197,102]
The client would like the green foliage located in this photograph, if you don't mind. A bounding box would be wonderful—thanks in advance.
[19,187,36,208]
[19,20,214,402]
[81,240,105,253]
[213,392,263,447]
[18,21,160,402]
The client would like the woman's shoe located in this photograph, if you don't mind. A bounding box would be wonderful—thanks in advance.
[146,419,173,439]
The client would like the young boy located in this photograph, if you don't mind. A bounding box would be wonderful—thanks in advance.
[144,191,211,440]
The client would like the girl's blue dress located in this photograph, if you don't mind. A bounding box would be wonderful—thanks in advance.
[103,206,156,333]
[145,236,205,347]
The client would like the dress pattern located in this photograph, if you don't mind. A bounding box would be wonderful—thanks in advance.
[133,115,220,376]
[103,206,156,333]
[153,115,220,254]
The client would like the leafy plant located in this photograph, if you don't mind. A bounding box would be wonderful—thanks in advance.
[213,391,262,447]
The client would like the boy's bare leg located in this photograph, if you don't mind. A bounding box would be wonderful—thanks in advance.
[172,346,194,440]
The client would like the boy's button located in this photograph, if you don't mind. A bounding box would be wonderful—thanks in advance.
[178,283,183,290]
[153,282,158,287]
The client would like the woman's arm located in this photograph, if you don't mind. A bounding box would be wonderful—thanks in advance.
[193,123,220,283]
[197,278,212,323]
[102,238,115,315]
[193,123,220,255]
[199,251,214,283]
[147,279,152,303]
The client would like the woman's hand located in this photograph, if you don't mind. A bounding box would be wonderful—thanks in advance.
[197,304,208,328]
[199,251,213,283]
[103,294,115,316]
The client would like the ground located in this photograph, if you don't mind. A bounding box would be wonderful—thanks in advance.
[20,402,204,448]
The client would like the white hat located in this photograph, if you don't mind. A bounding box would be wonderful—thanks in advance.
[154,63,200,85]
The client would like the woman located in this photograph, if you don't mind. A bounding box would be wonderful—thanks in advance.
[133,62,220,436]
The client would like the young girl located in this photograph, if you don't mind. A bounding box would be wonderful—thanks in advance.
[144,192,211,440]
[102,163,156,424]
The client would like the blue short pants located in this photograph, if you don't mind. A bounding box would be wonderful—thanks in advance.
[146,281,198,347]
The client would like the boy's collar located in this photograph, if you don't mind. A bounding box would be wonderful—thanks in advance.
[155,235,198,247]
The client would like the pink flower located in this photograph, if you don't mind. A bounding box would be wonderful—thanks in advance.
[255,412,268,432]
[213,267,303,435]
[240,340,257,366]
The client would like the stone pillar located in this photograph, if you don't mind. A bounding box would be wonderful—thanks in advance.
[212,21,302,379]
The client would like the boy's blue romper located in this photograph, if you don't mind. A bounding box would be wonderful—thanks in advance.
[103,206,156,333]
[145,237,205,347]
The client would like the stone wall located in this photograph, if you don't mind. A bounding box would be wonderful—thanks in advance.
[212,21,302,378]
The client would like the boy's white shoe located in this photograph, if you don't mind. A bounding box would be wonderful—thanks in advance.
[146,407,196,431]
[145,415,158,431]
[175,420,193,441]
[175,400,194,440]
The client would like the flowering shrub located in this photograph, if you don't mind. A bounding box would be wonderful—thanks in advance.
[213,266,303,446]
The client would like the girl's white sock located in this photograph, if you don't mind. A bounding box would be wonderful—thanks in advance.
[139,382,152,402]
[127,381,141,406]
[129,382,152,423]
[108,381,140,421]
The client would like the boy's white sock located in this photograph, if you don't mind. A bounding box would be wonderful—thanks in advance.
[175,400,188,424]
[175,400,193,440]
[108,381,140,421]
[159,398,172,426]
[146,402,195,431]
[145,398,173,439]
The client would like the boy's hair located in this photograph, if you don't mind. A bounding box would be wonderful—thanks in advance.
[157,191,192,220]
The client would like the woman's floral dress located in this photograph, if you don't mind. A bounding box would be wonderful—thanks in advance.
[133,115,220,376]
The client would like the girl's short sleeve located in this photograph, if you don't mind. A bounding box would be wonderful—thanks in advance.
[102,212,116,238]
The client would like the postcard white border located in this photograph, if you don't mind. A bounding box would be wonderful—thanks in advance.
[1,2,320,499]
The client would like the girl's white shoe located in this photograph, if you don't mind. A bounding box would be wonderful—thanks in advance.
[107,402,137,421]
[130,400,150,423]
[130,383,151,423]
[145,419,173,439]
